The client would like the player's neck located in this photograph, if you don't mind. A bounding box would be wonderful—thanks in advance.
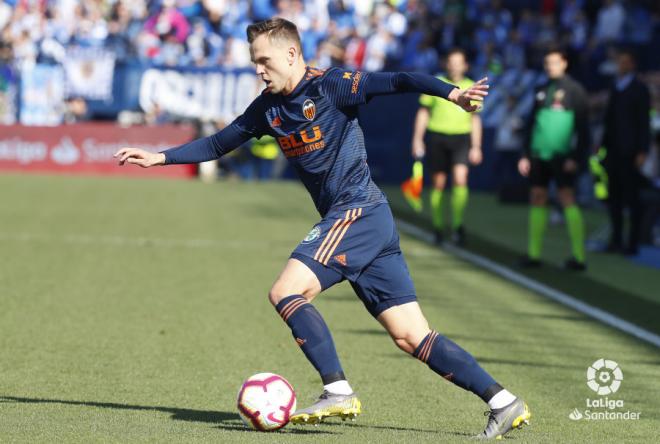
[282,62,308,95]
[448,74,464,83]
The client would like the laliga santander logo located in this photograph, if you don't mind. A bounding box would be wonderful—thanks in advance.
[568,358,640,421]
[587,358,623,395]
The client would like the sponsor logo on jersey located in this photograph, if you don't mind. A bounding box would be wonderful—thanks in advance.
[271,115,282,127]
[343,72,352,79]
[302,99,316,121]
[276,125,326,158]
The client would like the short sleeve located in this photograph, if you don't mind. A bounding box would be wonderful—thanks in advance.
[321,68,370,108]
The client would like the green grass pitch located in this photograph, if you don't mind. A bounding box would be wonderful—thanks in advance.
[1,174,658,443]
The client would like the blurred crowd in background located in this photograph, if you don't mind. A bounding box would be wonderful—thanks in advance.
[1,0,659,80]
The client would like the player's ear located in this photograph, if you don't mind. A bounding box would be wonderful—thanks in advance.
[287,45,297,65]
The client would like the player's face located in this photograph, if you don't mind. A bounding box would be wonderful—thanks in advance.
[544,54,567,79]
[250,34,295,94]
[446,53,468,79]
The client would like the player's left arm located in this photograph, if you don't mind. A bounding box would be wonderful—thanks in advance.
[322,69,488,112]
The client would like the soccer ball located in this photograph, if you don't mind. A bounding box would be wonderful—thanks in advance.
[236,372,297,431]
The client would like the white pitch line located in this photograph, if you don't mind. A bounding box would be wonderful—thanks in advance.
[395,219,660,349]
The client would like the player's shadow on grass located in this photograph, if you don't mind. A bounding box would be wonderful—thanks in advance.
[323,421,474,437]
[0,396,334,435]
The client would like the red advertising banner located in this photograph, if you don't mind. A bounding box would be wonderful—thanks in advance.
[0,123,197,178]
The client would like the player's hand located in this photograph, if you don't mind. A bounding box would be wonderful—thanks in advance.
[518,157,530,177]
[412,138,425,159]
[114,147,166,168]
[448,77,489,113]
[469,147,482,165]
[563,158,577,173]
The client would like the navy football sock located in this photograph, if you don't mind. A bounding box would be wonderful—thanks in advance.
[275,295,346,384]
[414,330,501,402]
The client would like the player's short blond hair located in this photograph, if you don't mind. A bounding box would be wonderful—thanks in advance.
[246,18,302,52]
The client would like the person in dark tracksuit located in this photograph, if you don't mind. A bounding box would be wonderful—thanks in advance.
[518,49,589,270]
[602,50,651,256]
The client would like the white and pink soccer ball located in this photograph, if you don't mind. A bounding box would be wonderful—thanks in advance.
[236,372,297,431]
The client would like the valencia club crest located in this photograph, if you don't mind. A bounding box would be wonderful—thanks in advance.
[302,99,316,121]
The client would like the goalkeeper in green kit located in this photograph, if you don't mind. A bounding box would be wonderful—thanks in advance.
[518,49,589,270]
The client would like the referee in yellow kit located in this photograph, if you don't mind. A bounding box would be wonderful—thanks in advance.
[410,48,482,245]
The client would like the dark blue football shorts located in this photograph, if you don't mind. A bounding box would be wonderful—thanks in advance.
[290,203,417,318]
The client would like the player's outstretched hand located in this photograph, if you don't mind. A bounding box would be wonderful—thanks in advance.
[114,147,166,168]
[448,77,489,112]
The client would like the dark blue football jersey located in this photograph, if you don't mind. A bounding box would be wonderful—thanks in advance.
[234,67,388,216]
[164,67,456,216]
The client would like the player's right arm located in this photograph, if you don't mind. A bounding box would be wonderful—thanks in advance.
[114,98,266,167]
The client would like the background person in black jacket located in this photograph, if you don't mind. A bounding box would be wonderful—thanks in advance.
[602,50,651,255]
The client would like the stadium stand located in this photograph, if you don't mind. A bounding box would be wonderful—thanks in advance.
[1,1,659,128]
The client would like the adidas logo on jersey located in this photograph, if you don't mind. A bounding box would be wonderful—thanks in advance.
[271,116,282,127]
[334,254,347,266]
